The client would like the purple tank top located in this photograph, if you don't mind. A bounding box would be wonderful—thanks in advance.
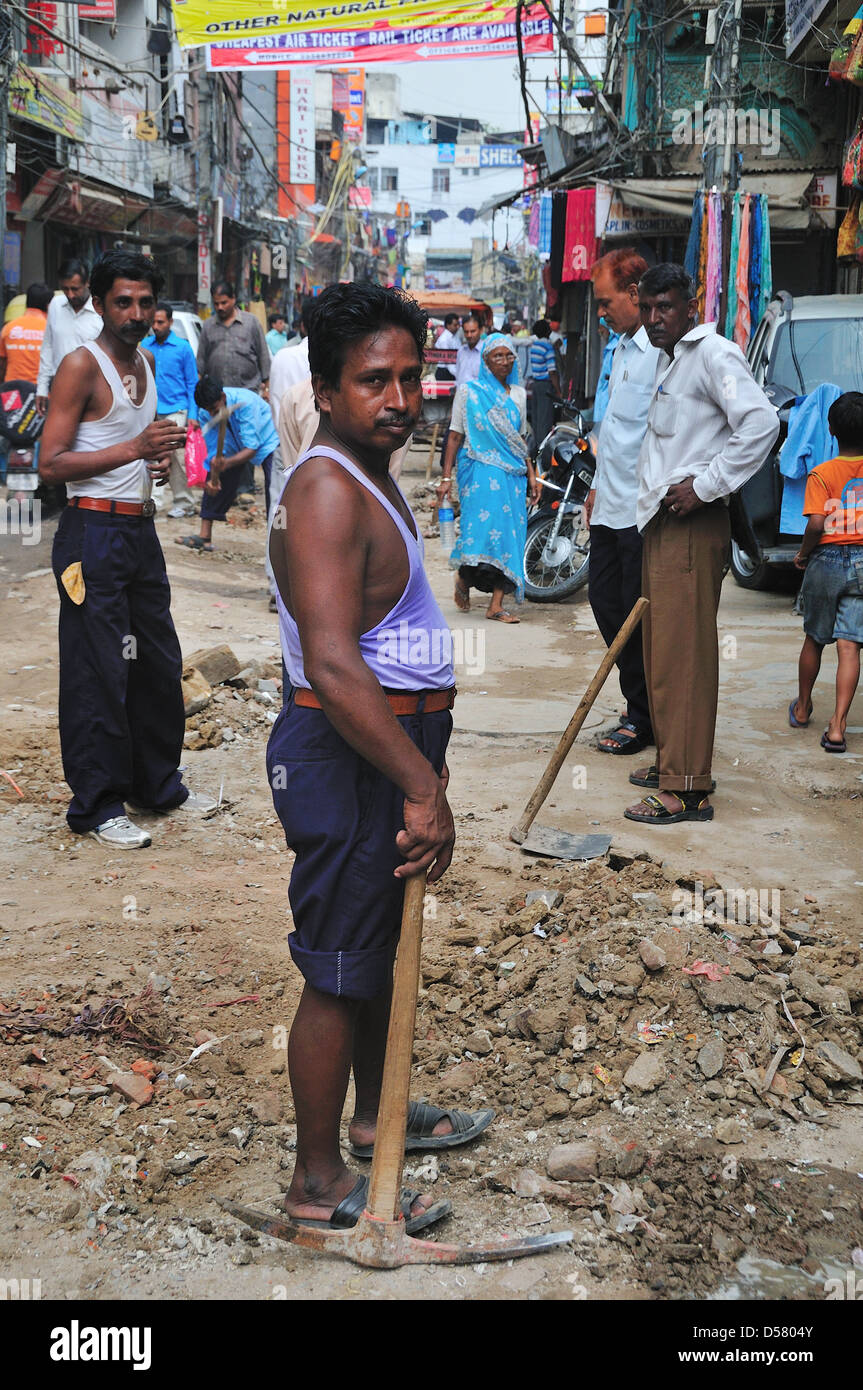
[277,446,456,692]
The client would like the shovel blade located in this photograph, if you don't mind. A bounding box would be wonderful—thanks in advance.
[519,825,612,861]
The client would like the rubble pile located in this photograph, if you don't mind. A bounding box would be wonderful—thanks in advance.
[416,852,863,1140]
[181,644,282,749]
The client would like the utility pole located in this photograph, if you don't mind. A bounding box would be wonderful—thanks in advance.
[196,69,213,313]
[0,8,13,294]
[704,0,742,192]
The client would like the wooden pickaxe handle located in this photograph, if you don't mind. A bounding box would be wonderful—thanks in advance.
[366,872,426,1222]
[510,595,649,843]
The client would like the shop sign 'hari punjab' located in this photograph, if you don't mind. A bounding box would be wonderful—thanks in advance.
[171,0,528,43]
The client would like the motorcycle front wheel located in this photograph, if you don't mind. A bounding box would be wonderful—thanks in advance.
[523,507,590,602]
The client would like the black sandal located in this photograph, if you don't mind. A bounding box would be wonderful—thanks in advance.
[348,1101,495,1158]
[289,1175,452,1235]
[597,719,653,755]
[629,764,717,792]
[624,792,714,825]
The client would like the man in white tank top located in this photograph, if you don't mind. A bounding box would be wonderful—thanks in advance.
[39,250,215,848]
[266,283,492,1237]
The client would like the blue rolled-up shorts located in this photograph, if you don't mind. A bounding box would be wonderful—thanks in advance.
[266,691,451,1000]
[800,543,863,646]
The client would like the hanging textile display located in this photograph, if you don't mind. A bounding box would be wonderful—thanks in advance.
[842,115,863,188]
[549,191,568,291]
[704,190,722,324]
[561,188,598,283]
[687,190,770,346]
[723,193,741,339]
[684,190,703,282]
[538,191,553,257]
[829,6,863,82]
[528,200,540,248]
[837,193,863,259]
[733,194,752,350]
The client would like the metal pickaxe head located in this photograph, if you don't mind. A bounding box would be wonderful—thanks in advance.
[199,401,241,436]
[216,1198,572,1269]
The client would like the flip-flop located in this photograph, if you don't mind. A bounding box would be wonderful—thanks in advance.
[624,792,714,825]
[597,719,653,755]
[287,1175,451,1235]
[174,535,213,551]
[454,579,470,612]
[820,731,847,754]
[629,765,717,792]
[348,1101,495,1159]
[788,699,812,728]
[486,610,520,623]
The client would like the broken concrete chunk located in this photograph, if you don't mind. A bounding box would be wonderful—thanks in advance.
[639,940,666,972]
[547,1141,599,1182]
[109,1072,154,1107]
[697,1036,726,1079]
[812,1041,862,1085]
[623,1051,666,1093]
[184,644,242,686]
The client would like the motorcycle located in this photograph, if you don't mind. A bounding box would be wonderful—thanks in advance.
[523,400,595,602]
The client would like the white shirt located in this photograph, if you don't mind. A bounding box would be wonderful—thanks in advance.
[592,325,660,530]
[455,342,482,388]
[67,342,157,502]
[636,323,779,533]
[269,337,309,425]
[436,328,460,353]
[36,293,102,396]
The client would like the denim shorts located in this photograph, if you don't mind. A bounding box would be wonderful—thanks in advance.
[800,544,863,645]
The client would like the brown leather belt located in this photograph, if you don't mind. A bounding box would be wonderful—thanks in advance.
[69,496,156,517]
[294,686,456,715]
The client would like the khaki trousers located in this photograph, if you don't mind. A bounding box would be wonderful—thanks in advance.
[641,503,731,792]
[157,412,194,510]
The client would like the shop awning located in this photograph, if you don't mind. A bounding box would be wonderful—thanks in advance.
[612,173,816,230]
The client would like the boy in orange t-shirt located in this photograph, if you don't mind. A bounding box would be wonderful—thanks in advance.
[0,283,52,384]
[790,391,863,753]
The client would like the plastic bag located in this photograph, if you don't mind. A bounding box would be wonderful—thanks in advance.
[184,425,207,486]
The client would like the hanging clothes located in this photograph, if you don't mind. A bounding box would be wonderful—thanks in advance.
[538,191,553,257]
[696,196,709,323]
[528,199,540,248]
[778,383,842,534]
[549,191,568,291]
[758,195,773,321]
[748,194,762,328]
[684,191,703,282]
[561,188,598,283]
[733,194,752,349]
[724,193,741,340]
[704,190,722,323]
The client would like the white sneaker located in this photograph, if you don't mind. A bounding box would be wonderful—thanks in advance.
[175,789,218,815]
[88,815,152,849]
[168,505,196,518]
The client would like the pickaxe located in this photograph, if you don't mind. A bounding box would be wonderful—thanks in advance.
[218,874,573,1267]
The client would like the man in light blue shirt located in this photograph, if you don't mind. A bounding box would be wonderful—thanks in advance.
[454,315,483,388]
[587,250,660,755]
[141,303,199,516]
[177,377,287,610]
[267,312,290,356]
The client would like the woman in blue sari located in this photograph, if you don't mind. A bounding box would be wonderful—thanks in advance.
[437,334,541,623]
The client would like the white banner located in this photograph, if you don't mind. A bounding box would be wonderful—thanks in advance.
[289,71,316,186]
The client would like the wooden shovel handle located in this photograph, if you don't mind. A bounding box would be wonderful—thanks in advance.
[510,595,649,843]
[366,872,426,1221]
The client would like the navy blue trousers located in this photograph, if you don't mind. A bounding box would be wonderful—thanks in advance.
[267,693,451,1000]
[51,508,187,832]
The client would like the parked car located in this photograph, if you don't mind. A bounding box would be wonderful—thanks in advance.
[733,291,863,588]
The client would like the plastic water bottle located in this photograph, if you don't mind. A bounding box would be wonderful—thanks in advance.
[438,504,455,551]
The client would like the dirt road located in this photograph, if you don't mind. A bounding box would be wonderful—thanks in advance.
[1,453,861,1302]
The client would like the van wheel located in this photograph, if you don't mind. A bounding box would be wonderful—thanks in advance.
[729,539,771,590]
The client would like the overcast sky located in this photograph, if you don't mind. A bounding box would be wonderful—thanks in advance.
[385,55,559,133]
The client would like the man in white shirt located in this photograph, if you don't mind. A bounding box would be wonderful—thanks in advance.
[269,297,315,427]
[587,249,660,756]
[35,258,102,414]
[625,263,779,826]
[454,315,482,388]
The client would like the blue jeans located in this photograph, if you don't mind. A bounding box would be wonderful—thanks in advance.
[801,543,863,645]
